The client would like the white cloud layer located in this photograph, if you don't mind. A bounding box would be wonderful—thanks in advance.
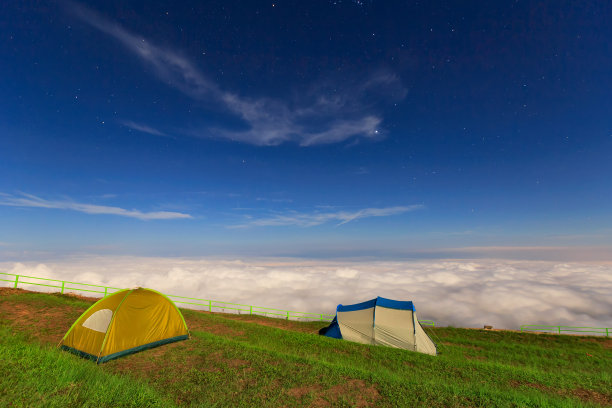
[0,193,191,220]
[231,205,424,228]
[2,257,611,331]
[66,2,405,146]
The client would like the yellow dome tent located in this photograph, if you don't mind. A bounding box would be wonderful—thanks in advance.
[59,288,189,363]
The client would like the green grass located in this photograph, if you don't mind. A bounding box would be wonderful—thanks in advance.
[0,327,175,407]
[1,289,610,407]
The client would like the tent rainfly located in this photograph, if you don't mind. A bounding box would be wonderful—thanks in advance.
[59,287,189,363]
[319,297,437,355]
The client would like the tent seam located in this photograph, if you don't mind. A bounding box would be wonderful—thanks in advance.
[97,289,133,363]
[57,289,129,349]
[144,287,190,338]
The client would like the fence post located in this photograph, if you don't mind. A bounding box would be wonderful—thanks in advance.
[61,281,65,294]
[208,300,211,312]
[321,313,323,322]
[14,275,19,289]
[249,305,252,315]
[558,326,561,334]
[286,311,289,320]
[606,328,609,337]
[104,287,108,296]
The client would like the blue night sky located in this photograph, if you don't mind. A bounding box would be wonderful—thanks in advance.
[1,1,611,259]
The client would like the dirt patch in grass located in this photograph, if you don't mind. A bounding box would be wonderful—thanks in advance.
[226,358,251,368]
[207,313,323,334]
[0,300,77,344]
[207,351,253,372]
[509,380,552,393]
[579,337,612,350]
[184,315,246,337]
[0,287,30,296]
[54,292,99,303]
[109,338,201,380]
[287,384,322,398]
[509,380,612,406]
[110,339,254,381]
[287,378,380,407]
[319,379,380,407]
[464,354,487,361]
[571,388,612,406]
[0,287,99,306]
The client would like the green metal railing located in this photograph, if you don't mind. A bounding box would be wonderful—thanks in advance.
[163,293,335,321]
[0,272,123,297]
[1,271,437,325]
[520,325,610,337]
[0,272,337,322]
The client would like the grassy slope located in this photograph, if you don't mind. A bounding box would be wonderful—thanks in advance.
[0,288,610,407]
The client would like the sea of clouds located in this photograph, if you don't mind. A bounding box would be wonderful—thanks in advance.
[1,257,611,330]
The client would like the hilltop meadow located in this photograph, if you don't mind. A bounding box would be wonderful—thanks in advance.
[0,288,610,407]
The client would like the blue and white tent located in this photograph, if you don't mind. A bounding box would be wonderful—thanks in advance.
[319,297,437,355]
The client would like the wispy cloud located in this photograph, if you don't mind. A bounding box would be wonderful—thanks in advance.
[0,193,192,220]
[66,2,405,146]
[255,197,293,203]
[231,205,423,228]
[121,120,166,137]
